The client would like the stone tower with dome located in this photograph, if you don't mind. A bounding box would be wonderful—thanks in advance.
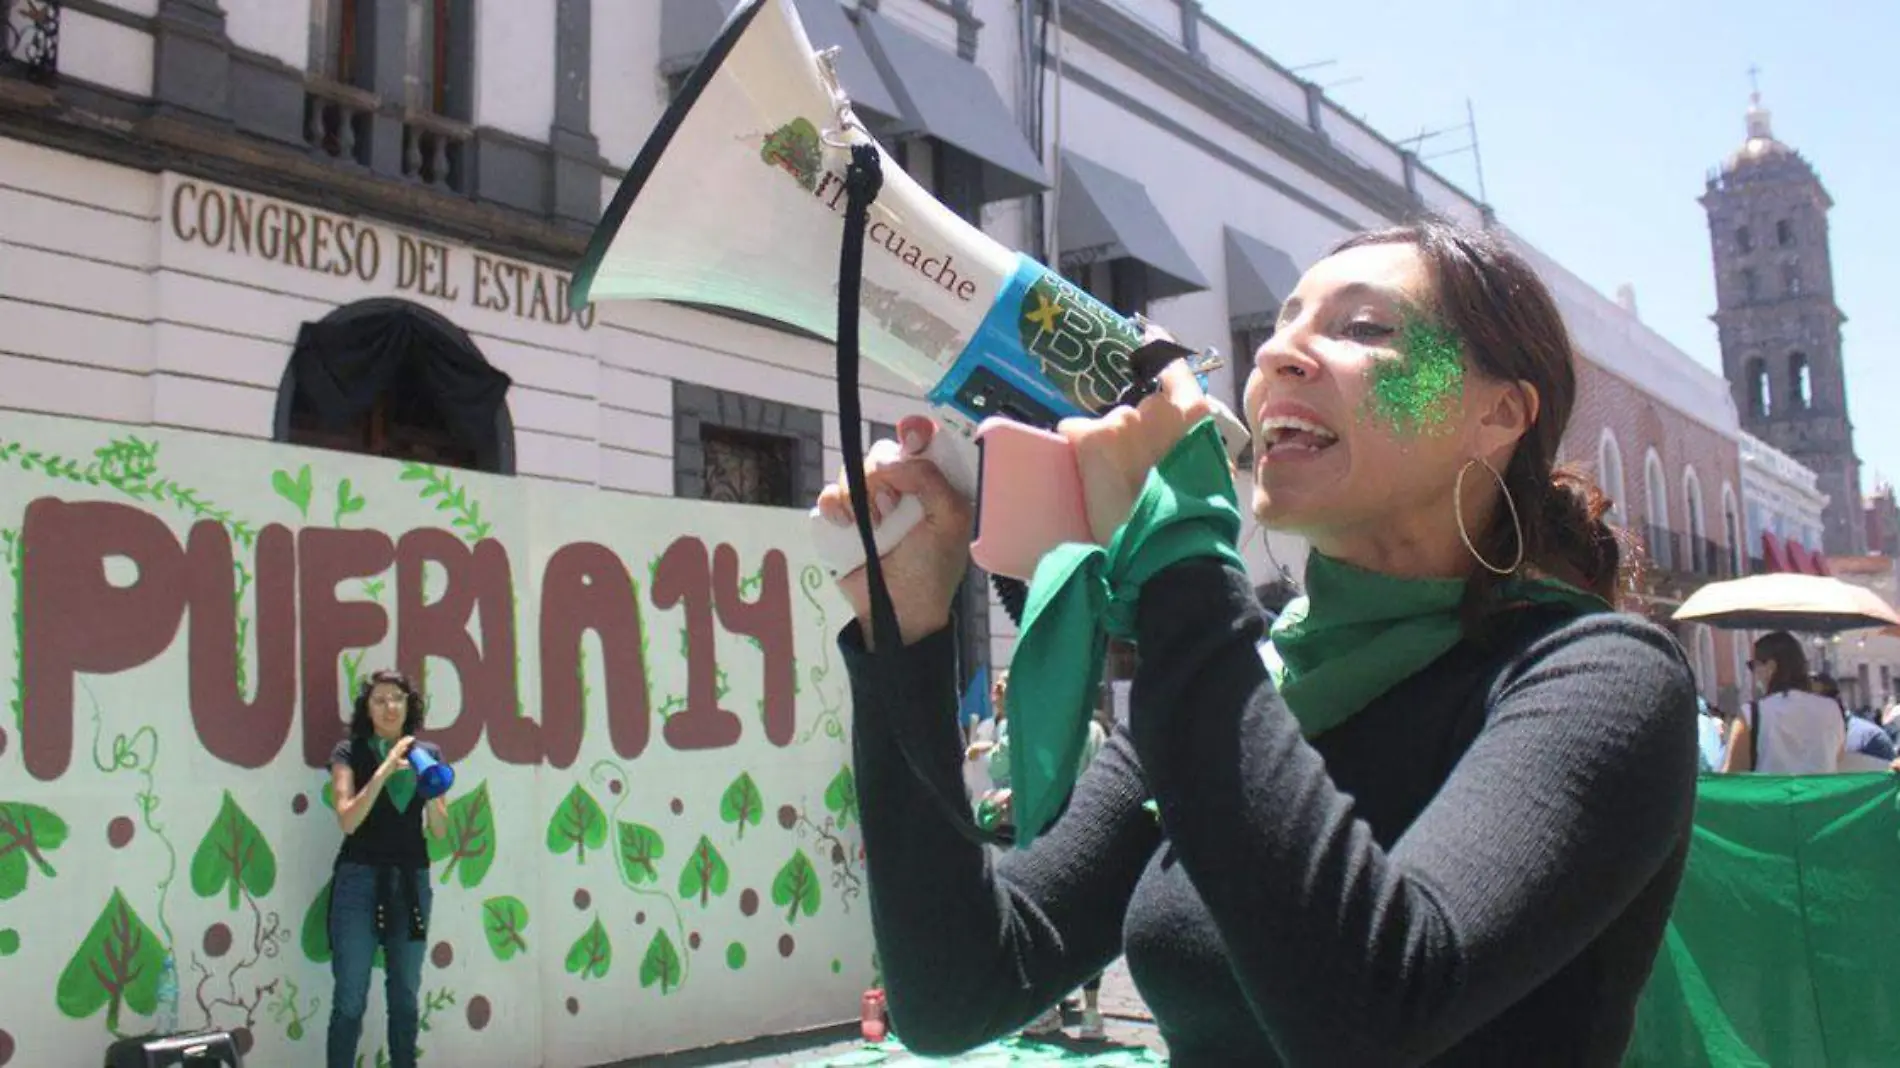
[1702,86,1865,555]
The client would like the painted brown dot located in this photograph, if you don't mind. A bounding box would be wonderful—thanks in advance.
[0,1027,14,1066]
[0,725,9,759]
[232,1028,254,1056]
[608,779,623,795]
[431,941,453,968]
[739,889,759,916]
[777,805,797,830]
[291,794,309,815]
[466,995,492,1031]
[689,932,702,950]
[778,934,795,958]
[203,923,233,958]
[573,889,590,910]
[634,911,646,925]
[831,845,846,866]
[565,997,579,1016]
[106,817,135,849]
[669,798,684,815]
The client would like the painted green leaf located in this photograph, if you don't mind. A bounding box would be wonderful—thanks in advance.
[56,890,165,1033]
[719,772,763,839]
[0,801,68,899]
[301,878,333,963]
[677,835,730,908]
[482,896,530,962]
[639,929,682,994]
[563,916,611,980]
[334,477,366,523]
[321,781,336,811]
[546,784,608,863]
[615,821,664,886]
[190,790,277,910]
[823,767,858,829]
[271,464,313,517]
[772,850,821,923]
[425,782,495,888]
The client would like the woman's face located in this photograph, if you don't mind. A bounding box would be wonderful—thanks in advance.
[368,682,409,738]
[1240,242,1528,543]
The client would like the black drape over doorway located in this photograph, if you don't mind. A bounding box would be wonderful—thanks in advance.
[277,298,515,474]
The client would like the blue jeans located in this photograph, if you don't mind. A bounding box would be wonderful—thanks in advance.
[327,862,432,1068]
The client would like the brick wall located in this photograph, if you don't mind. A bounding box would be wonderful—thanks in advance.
[1563,357,1749,707]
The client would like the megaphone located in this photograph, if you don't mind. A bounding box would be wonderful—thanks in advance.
[571,0,1243,579]
[408,746,454,802]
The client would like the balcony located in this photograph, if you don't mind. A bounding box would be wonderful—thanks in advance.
[1,0,59,85]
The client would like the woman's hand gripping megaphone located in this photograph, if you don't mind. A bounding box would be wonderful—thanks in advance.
[814,417,975,649]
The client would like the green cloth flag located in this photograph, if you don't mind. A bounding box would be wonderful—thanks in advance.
[1262,554,1609,738]
[1006,418,1244,846]
[368,736,417,813]
[1623,772,1900,1067]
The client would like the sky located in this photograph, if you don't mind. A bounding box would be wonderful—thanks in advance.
[1200,0,1899,495]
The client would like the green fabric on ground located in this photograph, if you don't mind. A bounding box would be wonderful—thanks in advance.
[1623,772,1900,1067]
[804,1037,1166,1067]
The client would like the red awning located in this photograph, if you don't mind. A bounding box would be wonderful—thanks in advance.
[1786,540,1814,575]
[1762,531,1791,573]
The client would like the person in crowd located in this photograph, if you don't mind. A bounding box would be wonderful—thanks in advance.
[1722,634,1847,774]
[1697,697,1731,773]
[818,219,1698,1064]
[326,670,449,1068]
[1813,673,1894,769]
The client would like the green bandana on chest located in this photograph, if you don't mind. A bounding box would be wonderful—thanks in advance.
[368,737,417,813]
[1262,553,1611,737]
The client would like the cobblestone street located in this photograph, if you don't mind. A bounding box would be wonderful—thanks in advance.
[626,961,1163,1066]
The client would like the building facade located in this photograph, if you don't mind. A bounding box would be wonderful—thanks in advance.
[1741,430,1830,574]
[1,0,1762,1062]
[1520,241,1750,707]
[1703,91,1864,556]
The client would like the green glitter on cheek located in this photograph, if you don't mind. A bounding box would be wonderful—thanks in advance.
[1365,312,1465,436]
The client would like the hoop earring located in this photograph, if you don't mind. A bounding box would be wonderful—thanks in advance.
[1455,458,1525,576]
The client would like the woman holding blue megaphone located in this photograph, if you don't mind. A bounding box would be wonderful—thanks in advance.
[324,669,454,1068]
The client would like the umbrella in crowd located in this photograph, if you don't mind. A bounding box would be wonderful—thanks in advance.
[1672,573,1900,634]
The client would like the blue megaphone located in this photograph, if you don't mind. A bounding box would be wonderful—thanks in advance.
[408,746,455,801]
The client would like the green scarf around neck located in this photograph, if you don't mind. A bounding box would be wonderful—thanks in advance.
[1262,553,1612,738]
[368,736,417,813]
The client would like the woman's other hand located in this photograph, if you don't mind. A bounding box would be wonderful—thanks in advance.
[815,415,973,648]
[1059,360,1213,544]
[378,736,416,779]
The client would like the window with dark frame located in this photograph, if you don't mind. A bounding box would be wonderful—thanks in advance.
[1064,259,1150,320]
[1230,322,1273,464]
[1736,225,1753,253]
[700,425,798,507]
[1777,219,1795,247]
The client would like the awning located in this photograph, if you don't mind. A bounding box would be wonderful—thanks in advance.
[1762,531,1791,573]
[1787,540,1815,575]
[1224,227,1303,329]
[1055,151,1209,301]
[855,10,1049,201]
[660,0,904,123]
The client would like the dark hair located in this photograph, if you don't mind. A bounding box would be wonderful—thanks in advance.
[1331,219,1622,619]
[348,669,427,739]
[1811,671,1845,709]
[1752,632,1811,696]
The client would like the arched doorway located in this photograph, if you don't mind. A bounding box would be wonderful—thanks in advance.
[273,298,515,474]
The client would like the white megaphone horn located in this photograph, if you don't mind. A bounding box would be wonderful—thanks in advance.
[570,0,1243,580]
